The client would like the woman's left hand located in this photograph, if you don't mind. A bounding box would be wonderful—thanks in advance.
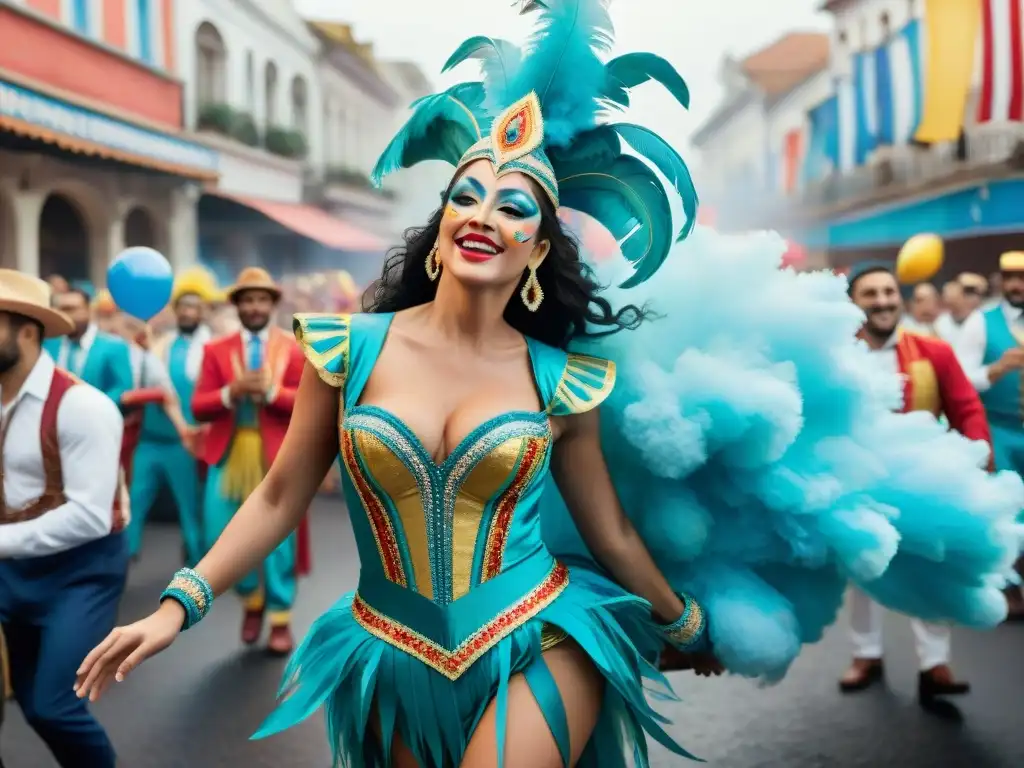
[658,645,724,677]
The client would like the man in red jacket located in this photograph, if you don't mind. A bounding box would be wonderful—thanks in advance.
[839,263,992,704]
[192,267,308,655]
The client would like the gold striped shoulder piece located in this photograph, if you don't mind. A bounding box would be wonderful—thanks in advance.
[547,354,616,417]
[293,313,350,389]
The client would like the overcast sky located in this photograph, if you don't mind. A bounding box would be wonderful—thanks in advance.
[295,0,830,154]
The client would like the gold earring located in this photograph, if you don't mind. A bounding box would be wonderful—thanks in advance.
[425,240,441,281]
[521,264,544,312]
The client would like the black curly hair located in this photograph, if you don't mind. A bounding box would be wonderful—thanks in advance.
[363,172,650,349]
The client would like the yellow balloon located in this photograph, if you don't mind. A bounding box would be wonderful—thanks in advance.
[896,234,944,284]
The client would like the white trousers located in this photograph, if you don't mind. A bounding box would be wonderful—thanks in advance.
[848,588,951,671]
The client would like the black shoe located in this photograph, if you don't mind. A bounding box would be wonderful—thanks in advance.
[918,665,970,701]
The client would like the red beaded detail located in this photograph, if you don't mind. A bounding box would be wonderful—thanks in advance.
[341,431,407,586]
[482,437,544,581]
[352,562,569,681]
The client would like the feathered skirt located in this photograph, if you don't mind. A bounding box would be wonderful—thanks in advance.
[253,564,695,767]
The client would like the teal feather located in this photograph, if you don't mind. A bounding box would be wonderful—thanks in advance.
[547,125,621,175]
[370,82,485,187]
[441,36,523,116]
[611,123,699,241]
[603,53,691,110]
[502,0,614,147]
[558,155,673,287]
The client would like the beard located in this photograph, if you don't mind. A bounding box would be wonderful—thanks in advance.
[178,319,200,334]
[240,315,270,333]
[0,337,21,375]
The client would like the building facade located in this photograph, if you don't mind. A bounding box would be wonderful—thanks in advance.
[0,0,216,286]
[696,0,1024,278]
[307,20,400,249]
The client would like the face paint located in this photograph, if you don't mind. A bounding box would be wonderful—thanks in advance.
[513,230,531,243]
[448,176,487,209]
[445,204,460,218]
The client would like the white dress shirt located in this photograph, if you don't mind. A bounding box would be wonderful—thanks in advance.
[0,353,124,559]
[55,322,98,374]
[900,317,936,337]
[128,344,172,390]
[950,302,1021,393]
[864,330,902,378]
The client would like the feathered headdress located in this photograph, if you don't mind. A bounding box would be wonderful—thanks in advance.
[370,0,697,288]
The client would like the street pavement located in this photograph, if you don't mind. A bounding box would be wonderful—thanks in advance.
[3,496,1023,767]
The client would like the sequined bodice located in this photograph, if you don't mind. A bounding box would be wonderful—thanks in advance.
[340,405,553,605]
[294,311,615,679]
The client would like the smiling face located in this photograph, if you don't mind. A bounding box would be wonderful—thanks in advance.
[851,270,902,339]
[438,159,550,291]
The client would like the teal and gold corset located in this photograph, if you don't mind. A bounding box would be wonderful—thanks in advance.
[293,311,615,680]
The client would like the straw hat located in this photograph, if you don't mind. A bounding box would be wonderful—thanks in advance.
[226,267,282,304]
[1000,251,1024,273]
[0,270,74,338]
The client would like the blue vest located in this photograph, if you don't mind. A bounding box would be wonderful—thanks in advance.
[43,332,132,406]
[980,306,1022,424]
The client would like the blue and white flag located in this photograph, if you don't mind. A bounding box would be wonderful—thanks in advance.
[875,19,924,145]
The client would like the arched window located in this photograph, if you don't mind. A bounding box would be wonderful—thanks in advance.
[291,76,308,135]
[195,22,227,107]
[264,61,279,127]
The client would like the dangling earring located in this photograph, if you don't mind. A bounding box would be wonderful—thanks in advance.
[521,264,544,312]
[425,240,441,281]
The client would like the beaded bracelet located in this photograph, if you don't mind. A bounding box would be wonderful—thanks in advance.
[160,567,214,631]
[660,593,706,650]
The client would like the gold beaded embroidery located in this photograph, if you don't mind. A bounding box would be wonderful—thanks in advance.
[666,599,705,646]
[167,575,209,614]
[352,562,569,681]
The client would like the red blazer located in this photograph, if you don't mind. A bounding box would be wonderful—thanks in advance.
[896,330,994,467]
[192,327,311,573]
[192,328,303,466]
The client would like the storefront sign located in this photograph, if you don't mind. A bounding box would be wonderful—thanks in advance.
[0,80,218,175]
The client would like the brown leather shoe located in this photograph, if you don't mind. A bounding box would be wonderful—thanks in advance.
[839,658,884,692]
[918,664,969,700]
[267,625,294,657]
[241,609,264,645]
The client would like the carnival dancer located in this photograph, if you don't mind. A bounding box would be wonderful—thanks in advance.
[75,3,1021,766]
[126,277,212,566]
[955,250,1024,620]
[44,288,133,406]
[189,268,307,655]
[0,271,125,768]
[839,263,990,700]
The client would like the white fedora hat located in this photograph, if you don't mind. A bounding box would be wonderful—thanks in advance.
[0,270,75,338]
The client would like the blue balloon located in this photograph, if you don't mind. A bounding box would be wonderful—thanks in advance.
[107,247,173,321]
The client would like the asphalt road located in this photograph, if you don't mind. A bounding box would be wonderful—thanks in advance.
[3,497,1023,767]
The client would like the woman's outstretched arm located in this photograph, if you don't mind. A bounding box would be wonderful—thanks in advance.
[75,362,340,700]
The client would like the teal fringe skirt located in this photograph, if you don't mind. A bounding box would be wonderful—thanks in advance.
[253,566,698,767]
